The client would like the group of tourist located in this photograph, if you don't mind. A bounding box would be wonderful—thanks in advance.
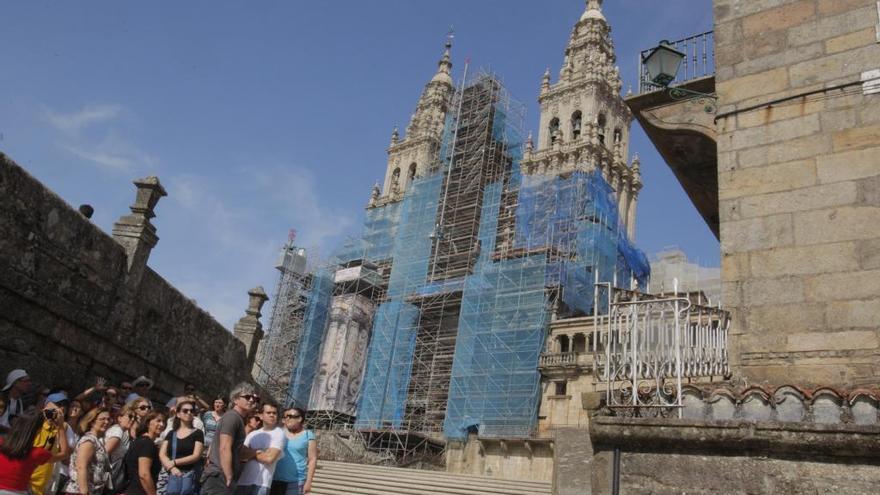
[0,369,317,495]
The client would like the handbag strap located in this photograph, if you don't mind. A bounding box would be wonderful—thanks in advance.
[171,429,178,460]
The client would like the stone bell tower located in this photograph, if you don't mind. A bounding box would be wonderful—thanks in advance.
[370,40,455,207]
[520,0,642,239]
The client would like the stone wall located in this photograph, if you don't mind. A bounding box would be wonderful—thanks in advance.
[445,436,554,482]
[589,416,880,494]
[714,0,880,386]
[0,152,256,400]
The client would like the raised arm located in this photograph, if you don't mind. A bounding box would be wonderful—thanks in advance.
[48,422,70,463]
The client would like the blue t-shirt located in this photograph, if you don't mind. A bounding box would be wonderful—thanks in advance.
[273,430,315,483]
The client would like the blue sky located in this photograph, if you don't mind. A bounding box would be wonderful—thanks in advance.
[0,1,716,328]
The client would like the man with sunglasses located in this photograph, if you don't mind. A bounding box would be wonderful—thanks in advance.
[201,383,260,495]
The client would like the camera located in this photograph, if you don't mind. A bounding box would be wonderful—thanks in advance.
[43,409,57,421]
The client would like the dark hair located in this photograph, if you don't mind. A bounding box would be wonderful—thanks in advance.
[0,410,44,459]
[284,406,307,426]
[260,402,278,413]
[213,396,227,406]
[136,411,166,437]
[172,399,197,431]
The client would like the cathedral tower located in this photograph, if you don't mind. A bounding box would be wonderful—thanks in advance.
[520,0,642,238]
[371,41,455,206]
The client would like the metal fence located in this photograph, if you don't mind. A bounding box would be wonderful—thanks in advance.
[637,31,715,94]
[593,281,729,411]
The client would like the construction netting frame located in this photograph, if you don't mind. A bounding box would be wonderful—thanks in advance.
[288,69,651,444]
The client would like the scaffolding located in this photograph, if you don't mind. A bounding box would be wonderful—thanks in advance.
[288,70,650,461]
[254,240,311,405]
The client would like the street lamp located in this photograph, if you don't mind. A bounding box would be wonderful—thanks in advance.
[642,40,685,88]
[642,40,716,113]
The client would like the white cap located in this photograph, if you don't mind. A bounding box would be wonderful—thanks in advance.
[2,369,28,392]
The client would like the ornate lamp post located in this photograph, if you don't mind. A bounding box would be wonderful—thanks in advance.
[642,40,716,113]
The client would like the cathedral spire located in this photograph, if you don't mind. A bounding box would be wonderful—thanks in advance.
[580,0,605,22]
[430,37,454,86]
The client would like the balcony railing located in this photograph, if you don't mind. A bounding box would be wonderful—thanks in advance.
[637,31,715,95]
[593,282,730,410]
[539,351,579,367]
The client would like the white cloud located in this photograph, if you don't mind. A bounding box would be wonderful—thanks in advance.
[44,104,123,134]
[159,164,357,328]
[42,104,155,171]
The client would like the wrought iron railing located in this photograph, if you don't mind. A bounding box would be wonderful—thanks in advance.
[637,31,715,94]
[593,281,729,410]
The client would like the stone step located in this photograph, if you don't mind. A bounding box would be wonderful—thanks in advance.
[314,470,549,495]
[317,461,548,489]
[310,460,551,495]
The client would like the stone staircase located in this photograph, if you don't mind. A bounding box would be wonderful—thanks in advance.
[310,460,552,495]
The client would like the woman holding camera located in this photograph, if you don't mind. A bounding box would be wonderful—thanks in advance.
[0,405,70,495]
[63,408,111,495]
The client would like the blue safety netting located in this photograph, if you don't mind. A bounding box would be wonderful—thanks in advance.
[286,269,334,407]
[355,174,444,429]
[290,72,650,440]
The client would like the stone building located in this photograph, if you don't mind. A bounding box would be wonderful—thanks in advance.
[649,247,721,304]
[287,0,652,475]
[578,1,880,493]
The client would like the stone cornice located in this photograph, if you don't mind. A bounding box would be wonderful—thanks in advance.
[387,134,441,154]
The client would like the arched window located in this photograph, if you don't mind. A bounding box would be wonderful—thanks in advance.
[571,111,582,140]
[549,117,560,144]
[572,333,587,353]
[613,128,622,144]
[558,334,570,353]
[597,114,606,144]
[408,163,417,183]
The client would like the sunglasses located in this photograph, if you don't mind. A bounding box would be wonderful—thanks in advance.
[179,408,194,414]
[126,414,137,421]
[137,405,152,411]
[284,414,303,419]
[240,394,260,403]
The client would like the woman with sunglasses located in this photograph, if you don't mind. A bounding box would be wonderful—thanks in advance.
[130,399,152,433]
[270,408,316,495]
[105,404,137,493]
[63,408,112,495]
[244,414,262,436]
[124,412,166,495]
[158,399,204,495]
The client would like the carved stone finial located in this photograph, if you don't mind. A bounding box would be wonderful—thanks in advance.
[112,176,168,290]
[525,131,534,153]
[131,176,167,220]
[391,126,399,145]
[541,68,551,93]
[369,182,380,207]
[235,286,269,369]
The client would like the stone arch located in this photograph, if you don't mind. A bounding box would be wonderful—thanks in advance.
[597,113,606,144]
[549,117,561,144]
[572,333,587,353]
[571,111,582,140]
[408,162,417,184]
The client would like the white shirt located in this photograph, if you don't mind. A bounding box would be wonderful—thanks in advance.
[237,426,287,488]
[0,396,24,428]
